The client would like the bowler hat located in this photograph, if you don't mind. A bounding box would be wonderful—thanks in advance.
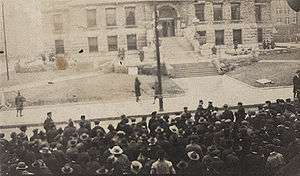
[109,146,123,155]
[16,162,28,170]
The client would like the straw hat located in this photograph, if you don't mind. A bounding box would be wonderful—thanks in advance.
[169,126,179,134]
[147,137,158,146]
[79,133,89,141]
[16,162,28,170]
[39,147,51,154]
[130,161,143,174]
[109,146,123,155]
[187,151,200,161]
[61,164,74,174]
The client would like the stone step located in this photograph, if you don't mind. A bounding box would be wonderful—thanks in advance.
[171,62,218,78]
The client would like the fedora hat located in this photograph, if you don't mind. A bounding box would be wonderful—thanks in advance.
[109,146,123,155]
[147,137,158,146]
[68,139,78,147]
[61,164,74,174]
[16,162,28,170]
[187,151,200,161]
[155,126,164,133]
[39,147,51,154]
[96,166,109,175]
[130,161,143,174]
[169,126,179,134]
[176,160,188,169]
[116,131,126,136]
[79,133,89,141]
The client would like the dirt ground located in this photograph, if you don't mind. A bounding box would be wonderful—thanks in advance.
[227,62,300,87]
[3,73,184,107]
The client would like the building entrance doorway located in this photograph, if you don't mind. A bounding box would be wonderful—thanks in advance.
[158,6,177,38]
[159,18,175,37]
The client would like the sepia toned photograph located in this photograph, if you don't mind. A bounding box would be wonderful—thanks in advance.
[0,0,300,175]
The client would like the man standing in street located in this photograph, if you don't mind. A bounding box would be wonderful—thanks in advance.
[293,70,300,98]
[134,77,141,102]
[15,91,25,117]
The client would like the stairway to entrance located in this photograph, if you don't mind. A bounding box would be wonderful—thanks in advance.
[171,62,218,78]
[158,37,218,78]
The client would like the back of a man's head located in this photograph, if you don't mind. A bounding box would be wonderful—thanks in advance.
[157,150,166,160]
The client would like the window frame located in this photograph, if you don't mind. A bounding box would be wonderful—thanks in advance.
[107,36,118,52]
[231,2,241,21]
[87,9,97,28]
[125,6,136,26]
[233,29,242,44]
[194,3,205,22]
[127,34,137,50]
[255,5,262,22]
[106,8,117,26]
[55,39,65,54]
[257,28,263,43]
[215,30,225,46]
[88,37,99,53]
[213,3,223,21]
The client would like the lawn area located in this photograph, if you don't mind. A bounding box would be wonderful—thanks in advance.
[0,69,94,88]
[258,48,300,60]
[3,73,184,107]
[226,62,300,87]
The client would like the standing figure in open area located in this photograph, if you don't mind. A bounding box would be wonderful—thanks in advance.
[293,70,300,98]
[152,81,160,104]
[15,91,25,117]
[134,77,141,102]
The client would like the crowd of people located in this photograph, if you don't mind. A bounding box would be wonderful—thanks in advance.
[1,98,300,176]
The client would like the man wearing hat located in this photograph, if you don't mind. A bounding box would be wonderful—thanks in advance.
[29,129,40,142]
[129,161,144,175]
[221,104,234,122]
[186,151,205,175]
[15,91,25,117]
[293,70,300,98]
[91,120,105,138]
[15,162,33,176]
[43,112,54,132]
[109,146,130,174]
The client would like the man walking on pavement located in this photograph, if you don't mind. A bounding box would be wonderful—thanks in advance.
[134,77,141,102]
[15,91,25,117]
[293,70,300,99]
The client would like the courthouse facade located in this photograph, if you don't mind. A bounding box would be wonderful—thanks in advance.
[41,0,273,63]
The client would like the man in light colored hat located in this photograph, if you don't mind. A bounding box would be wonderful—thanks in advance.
[109,146,130,174]
[130,161,143,175]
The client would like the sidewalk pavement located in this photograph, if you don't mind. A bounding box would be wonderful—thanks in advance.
[259,60,300,63]
[0,75,292,128]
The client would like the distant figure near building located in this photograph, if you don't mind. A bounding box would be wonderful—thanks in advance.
[293,70,300,98]
[134,77,141,102]
[152,81,160,104]
[15,91,26,117]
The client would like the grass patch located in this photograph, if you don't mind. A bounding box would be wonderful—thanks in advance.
[226,62,299,87]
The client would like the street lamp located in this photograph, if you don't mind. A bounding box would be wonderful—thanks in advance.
[154,1,164,112]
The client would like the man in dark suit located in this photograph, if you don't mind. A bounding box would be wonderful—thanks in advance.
[293,70,300,98]
[15,91,25,117]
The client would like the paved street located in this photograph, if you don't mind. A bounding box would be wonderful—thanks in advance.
[0,75,292,128]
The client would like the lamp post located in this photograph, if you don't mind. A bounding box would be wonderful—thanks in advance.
[1,1,9,80]
[154,1,164,112]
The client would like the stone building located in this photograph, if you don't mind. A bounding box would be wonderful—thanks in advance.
[40,0,273,66]
[271,0,299,42]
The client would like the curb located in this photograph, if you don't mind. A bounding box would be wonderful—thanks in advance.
[0,103,262,129]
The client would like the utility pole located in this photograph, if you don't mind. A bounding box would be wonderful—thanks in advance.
[154,1,164,111]
[2,2,9,80]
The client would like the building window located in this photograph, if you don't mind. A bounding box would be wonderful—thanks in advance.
[106,8,117,26]
[196,31,206,45]
[286,17,290,24]
[125,7,135,26]
[255,5,262,22]
[231,3,241,20]
[55,40,64,54]
[257,28,263,43]
[107,36,118,51]
[53,14,63,31]
[277,18,282,23]
[127,34,137,50]
[88,37,98,53]
[292,17,297,24]
[213,3,223,21]
[194,4,205,21]
[87,9,97,27]
[233,29,242,44]
[215,30,224,45]
[276,8,281,14]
